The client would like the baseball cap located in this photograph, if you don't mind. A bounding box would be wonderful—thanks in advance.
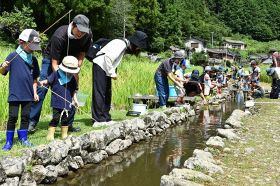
[19,29,41,51]
[73,14,90,34]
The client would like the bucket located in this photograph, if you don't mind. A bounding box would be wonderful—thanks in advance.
[77,92,88,107]
[156,85,178,97]
[132,103,147,115]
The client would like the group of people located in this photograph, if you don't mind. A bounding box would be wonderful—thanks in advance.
[154,50,269,108]
[0,14,148,150]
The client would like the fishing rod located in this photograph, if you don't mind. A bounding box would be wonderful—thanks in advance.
[40,84,97,122]
[1,10,73,66]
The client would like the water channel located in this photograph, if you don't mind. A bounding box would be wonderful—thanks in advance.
[53,101,238,186]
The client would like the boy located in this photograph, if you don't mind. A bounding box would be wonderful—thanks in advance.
[174,59,188,105]
[39,56,79,140]
[0,29,41,150]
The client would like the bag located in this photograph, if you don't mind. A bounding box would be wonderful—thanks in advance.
[86,38,111,61]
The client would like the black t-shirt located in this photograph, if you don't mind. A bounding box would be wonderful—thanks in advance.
[156,58,175,76]
[44,25,91,62]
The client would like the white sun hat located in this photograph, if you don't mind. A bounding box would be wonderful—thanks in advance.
[59,56,80,74]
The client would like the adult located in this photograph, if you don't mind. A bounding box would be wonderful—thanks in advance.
[28,14,92,132]
[155,51,184,108]
[270,48,280,67]
[266,67,280,99]
[250,60,260,85]
[91,31,148,122]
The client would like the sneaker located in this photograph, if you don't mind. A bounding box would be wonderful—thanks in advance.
[160,105,167,109]
[68,126,81,132]
[28,123,36,133]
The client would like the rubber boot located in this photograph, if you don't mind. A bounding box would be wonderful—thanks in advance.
[2,131,15,151]
[61,126,68,139]
[47,127,56,141]
[17,129,33,147]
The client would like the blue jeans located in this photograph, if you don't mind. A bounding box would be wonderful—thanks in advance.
[154,72,169,107]
[29,58,52,126]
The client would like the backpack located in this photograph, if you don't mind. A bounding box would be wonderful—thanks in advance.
[86,38,111,61]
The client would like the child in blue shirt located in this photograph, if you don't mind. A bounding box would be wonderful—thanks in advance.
[0,29,41,150]
[39,56,79,140]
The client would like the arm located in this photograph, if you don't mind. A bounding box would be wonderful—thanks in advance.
[52,58,60,72]
[167,72,183,88]
[33,80,39,101]
[72,91,79,108]
[77,52,85,67]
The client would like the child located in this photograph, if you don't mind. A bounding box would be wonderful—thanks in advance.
[0,29,41,150]
[216,67,225,95]
[39,56,79,140]
[174,59,188,105]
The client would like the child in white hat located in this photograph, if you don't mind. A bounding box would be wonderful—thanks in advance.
[40,56,80,140]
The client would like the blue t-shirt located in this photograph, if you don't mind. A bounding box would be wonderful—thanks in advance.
[47,71,77,110]
[4,52,40,102]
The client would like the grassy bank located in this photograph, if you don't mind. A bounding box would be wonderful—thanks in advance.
[208,98,280,185]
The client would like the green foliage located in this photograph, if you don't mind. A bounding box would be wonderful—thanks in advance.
[0,6,37,40]
[191,52,208,67]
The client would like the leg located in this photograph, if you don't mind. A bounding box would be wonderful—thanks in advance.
[92,63,108,122]
[2,102,19,150]
[68,107,80,132]
[61,110,72,139]
[104,76,112,121]
[155,73,169,107]
[18,102,33,147]
[29,58,52,131]
[47,108,61,141]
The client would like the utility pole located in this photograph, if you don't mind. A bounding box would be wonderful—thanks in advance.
[211,32,214,48]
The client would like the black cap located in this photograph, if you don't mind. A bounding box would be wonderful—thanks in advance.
[128,31,148,49]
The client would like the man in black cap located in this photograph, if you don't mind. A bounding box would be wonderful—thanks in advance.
[91,31,147,123]
[28,14,92,133]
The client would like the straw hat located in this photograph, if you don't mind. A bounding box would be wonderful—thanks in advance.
[59,56,80,74]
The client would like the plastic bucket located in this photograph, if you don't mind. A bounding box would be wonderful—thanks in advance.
[132,103,147,115]
[156,85,178,97]
[77,92,88,107]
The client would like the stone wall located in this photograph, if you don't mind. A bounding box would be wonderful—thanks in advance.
[0,104,195,186]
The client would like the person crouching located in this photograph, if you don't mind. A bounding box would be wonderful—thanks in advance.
[39,56,80,140]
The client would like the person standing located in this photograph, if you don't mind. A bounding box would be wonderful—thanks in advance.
[91,31,148,122]
[155,51,184,108]
[39,56,80,140]
[28,14,91,132]
[0,29,41,150]
[250,60,260,85]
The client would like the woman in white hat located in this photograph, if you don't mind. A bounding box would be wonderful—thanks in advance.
[39,56,80,140]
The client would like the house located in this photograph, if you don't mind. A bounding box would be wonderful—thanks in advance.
[224,39,246,50]
[185,37,205,53]
[207,48,241,63]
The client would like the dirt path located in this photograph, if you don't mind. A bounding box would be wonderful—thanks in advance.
[211,98,280,185]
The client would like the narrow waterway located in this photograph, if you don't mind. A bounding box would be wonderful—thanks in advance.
[53,102,237,186]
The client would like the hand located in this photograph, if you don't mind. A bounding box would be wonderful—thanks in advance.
[39,80,48,86]
[112,76,117,80]
[72,100,80,108]
[1,61,10,68]
[34,93,39,102]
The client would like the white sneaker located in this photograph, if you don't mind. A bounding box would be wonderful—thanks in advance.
[160,105,167,109]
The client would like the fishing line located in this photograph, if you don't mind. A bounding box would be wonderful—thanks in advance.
[3,10,73,64]
[40,84,96,122]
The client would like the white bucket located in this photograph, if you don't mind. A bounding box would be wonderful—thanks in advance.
[132,103,147,115]
[77,92,88,107]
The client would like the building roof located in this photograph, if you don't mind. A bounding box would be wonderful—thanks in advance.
[224,39,245,45]
[185,37,205,45]
[207,48,240,57]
